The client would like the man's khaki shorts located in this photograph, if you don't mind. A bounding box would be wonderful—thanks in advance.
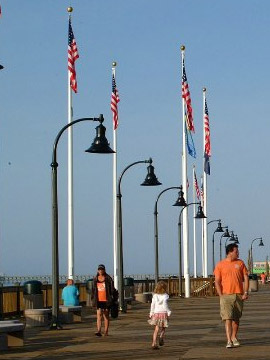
[220,294,243,321]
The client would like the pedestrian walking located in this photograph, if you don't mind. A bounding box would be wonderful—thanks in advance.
[214,243,249,348]
[148,281,171,349]
[91,264,115,337]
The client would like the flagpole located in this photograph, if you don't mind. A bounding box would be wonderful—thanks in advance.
[112,61,119,290]
[201,175,204,276]
[193,165,197,278]
[181,45,190,298]
[202,87,208,278]
[67,8,74,280]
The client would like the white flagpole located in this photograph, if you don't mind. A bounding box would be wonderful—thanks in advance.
[181,45,190,298]
[112,62,119,290]
[68,11,74,280]
[203,88,208,278]
[201,175,204,276]
[193,165,197,278]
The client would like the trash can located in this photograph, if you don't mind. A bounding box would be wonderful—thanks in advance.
[86,279,93,306]
[23,280,44,309]
[249,274,258,292]
[124,277,134,299]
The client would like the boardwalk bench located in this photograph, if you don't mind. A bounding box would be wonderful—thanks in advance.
[59,305,82,324]
[0,322,24,349]
[24,308,52,327]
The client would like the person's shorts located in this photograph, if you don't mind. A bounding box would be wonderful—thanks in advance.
[97,301,109,310]
[220,294,243,321]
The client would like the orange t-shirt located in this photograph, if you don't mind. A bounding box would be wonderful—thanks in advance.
[97,281,107,302]
[214,259,248,295]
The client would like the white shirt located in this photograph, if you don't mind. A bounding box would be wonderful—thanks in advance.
[149,293,171,316]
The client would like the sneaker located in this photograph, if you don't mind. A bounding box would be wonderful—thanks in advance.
[232,338,240,347]
[159,337,164,346]
[226,341,233,348]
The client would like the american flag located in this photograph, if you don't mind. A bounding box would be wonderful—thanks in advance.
[204,98,211,175]
[200,178,204,206]
[193,170,200,200]
[182,58,194,133]
[68,18,79,93]
[111,74,120,130]
[204,98,211,156]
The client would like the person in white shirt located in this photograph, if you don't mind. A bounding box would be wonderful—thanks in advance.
[148,281,171,349]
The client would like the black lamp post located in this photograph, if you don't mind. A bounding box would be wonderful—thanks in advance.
[219,227,231,261]
[208,219,224,272]
[50,114,114,330]
[225,233,239,248]
[175,200,206,297]
[250,237,264,274]
[117,158,161,312]
[154,187,181,285]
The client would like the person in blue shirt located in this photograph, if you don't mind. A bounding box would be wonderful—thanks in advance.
[62,279,79,306]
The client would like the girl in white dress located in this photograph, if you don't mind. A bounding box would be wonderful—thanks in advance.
[148,281,171,349]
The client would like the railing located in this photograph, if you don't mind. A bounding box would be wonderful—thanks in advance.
[0,277,217,318]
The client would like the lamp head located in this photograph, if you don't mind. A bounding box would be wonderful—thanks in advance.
[0,65,4,70]
[173,185,187,206]
[140,162,162,186]
[259,238,264,247]
[195,204,206,219]
[215,220,224,233]
[85,115,115,154]
[223,228,231,238]
[230,231,235,241]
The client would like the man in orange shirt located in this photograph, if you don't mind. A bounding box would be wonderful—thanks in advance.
[214,243,249,349]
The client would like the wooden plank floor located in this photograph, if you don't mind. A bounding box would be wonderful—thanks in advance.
[1,284,270,359]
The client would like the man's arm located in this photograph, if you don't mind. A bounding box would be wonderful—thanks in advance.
[215,276,223,296]
[242,273,249,300]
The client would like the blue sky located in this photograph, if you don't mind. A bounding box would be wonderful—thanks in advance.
[0,0,269,277]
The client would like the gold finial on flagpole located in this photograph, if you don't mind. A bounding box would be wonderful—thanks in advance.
[180,45,185,51]
[67,7,73,13]
[203,87,207,92]
[112,61,117,67]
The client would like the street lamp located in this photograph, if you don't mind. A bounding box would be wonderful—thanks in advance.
[208,219,224,272]
[250,237,264,274]
[176,202,206,297]
[117,158,161,312]
[50,114,114,330]
[219,227,231,261]
[154,186,181,285]
[225,233,239,248]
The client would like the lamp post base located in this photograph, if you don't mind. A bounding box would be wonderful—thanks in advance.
[49,319,63,330]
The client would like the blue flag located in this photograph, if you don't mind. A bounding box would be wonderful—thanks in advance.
[185,122,196,158]
[204,152,210,175]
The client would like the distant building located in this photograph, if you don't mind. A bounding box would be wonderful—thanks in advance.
[253,261,270,274]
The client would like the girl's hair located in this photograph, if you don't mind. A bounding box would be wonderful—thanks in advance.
[154,281,167,294]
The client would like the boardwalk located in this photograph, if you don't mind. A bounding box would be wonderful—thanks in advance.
[1,285,270,360]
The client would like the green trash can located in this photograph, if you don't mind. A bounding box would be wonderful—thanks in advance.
[23,280,43,295]
[23,280,43,309]
[124,277,134,299]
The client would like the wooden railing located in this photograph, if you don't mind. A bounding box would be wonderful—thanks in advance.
[0,277,217,318]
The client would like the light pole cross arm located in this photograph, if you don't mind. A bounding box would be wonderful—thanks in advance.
[117,159,152,195]
[51,115,103,166]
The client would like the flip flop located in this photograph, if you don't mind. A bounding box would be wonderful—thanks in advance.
[152,345,159,350]
[95,332,102,337]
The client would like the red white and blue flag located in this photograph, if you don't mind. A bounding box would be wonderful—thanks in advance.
[182,58,194,133]
[193,170,200,200]
[111,74,120,130]
[204,98,211,175]
[68,18,79,93]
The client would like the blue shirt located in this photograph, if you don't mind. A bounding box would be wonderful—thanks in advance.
[62,285,79,306]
